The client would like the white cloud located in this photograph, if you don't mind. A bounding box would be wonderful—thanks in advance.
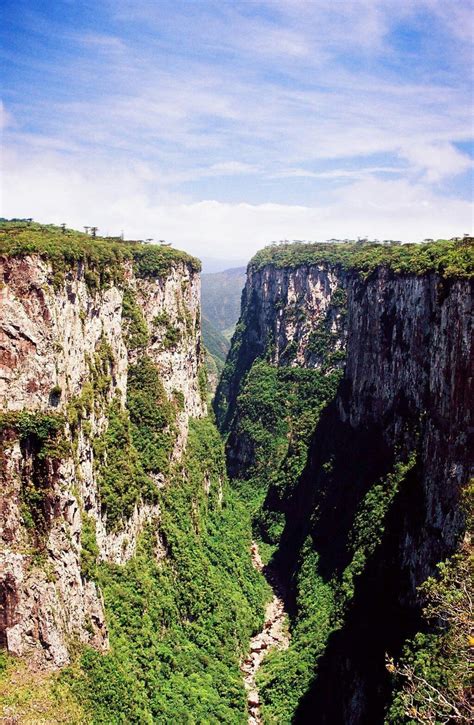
[399,142,473,182]
[207,161,259,176]
[270,166,403,180]
[3,0,472,256]
[77,33,127,52]
[2,149,471,259]
[0,101,14,130]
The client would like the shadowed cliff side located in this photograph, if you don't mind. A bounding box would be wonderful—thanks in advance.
[217,240,473,724]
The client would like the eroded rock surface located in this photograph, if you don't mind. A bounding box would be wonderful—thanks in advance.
[0,253,206,668]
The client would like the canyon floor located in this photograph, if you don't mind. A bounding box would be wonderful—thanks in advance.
[241,542,290,725]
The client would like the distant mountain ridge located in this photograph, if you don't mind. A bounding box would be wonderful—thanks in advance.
[201,266,246,333]
[200,257,248,273]
[201,266,247,391]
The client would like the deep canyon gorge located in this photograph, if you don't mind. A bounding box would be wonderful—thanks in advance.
[0,222,472,724]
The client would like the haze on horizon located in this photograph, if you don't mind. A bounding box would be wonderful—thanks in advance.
[1,0,473,261]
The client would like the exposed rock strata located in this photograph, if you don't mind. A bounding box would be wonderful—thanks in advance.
[286,270,473,723]
[0,253,205,667]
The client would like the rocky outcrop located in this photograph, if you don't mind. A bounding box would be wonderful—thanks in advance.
[215,262,347,433]
[219,252,473,723]
[0,251,206,668]
[242,542,289,725]
[285,269,473,723]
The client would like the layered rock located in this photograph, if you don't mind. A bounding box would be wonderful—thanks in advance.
[0,251,205,667]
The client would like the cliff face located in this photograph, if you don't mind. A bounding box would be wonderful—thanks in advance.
[0,252,205,668]
[215,263,347,434]
[285,269,472,723]
[217,247,473,723]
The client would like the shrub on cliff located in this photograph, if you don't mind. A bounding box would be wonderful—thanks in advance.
[249,238,474,279]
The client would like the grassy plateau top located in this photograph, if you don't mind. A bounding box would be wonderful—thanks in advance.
[0,220,201,278]
[249,238,474,279]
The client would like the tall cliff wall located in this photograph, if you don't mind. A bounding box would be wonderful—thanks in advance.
[215,262,346,434]
[0,246,205,668]
[216,240,473,723]
[283,268,472,724]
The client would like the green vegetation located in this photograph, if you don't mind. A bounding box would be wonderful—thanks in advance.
[67,383,94,434]
[133,243,200,278]
[94,397,158,531]
[200,267,245,386]
[127,356,177,474]
[218,296,428,722]
[0,221,200,290]
[250,238,474,278]
[66,335,116,444]
[81,514,100,581]
[198,364,209,403]
[68,418,269,723]
[0,653,85,724]
[387,482,473,724]
[201,267,246,332]
[0,411,68,539]
[257,454,418,724]
[88,335,115,403]
[0,410,65,457]
[258,544,336,723]
[152,309,182,350]
[339,454,416,604]
[214,319,247,428]
[122,289,149,349]
[202,315,230,372]
[218,353,346,720]
[231,359,342,497]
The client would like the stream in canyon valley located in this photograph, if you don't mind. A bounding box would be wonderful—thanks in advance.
[241,542,290,725]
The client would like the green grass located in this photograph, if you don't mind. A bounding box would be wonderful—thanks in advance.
[250,238,474,278]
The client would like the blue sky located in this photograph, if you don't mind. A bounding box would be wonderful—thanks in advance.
[2,0,473,259]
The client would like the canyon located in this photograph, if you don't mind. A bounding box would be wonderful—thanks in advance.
[0,224,472,724]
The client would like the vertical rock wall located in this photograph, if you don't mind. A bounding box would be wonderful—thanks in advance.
[214,262,347,433]
[0,253,205,667]
[286,270,473,723]
[219,258,473,723]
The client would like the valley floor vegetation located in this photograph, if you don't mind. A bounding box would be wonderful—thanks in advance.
[0,412,270,723]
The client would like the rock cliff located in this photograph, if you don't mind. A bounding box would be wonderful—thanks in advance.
[0,234,205,668]
[216,240,473,723]
[215,262,347,433]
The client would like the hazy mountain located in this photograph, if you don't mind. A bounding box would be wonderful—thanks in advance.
[200,256,248,273]
[201,266,246,334]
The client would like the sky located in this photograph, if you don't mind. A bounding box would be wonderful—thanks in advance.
[1,0,473,261]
